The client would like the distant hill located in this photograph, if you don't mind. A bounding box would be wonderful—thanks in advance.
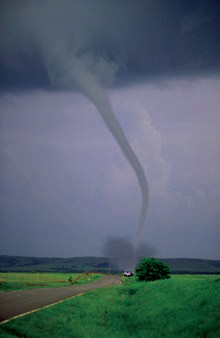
[161,258,220,274]
[0,255,219,274]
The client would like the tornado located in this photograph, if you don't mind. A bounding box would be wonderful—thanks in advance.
[44,46,149,250]
[0,0,150,251]
[71,59,149,250]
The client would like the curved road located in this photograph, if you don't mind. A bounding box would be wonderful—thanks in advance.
[0,275,121,323]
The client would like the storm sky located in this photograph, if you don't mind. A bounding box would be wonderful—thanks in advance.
[0,0,219,259]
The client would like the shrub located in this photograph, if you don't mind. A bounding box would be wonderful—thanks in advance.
[68,275,73,284]
[135,257,170,282]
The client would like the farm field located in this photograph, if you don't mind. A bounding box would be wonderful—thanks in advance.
[0,272,103,292]
[0,274,219,337]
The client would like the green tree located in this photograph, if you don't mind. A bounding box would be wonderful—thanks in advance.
[135,257,170,282]
[68,275,73,284]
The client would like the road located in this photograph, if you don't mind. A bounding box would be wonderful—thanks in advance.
[0,275,121,323]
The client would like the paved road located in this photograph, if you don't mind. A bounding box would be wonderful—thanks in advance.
[0,275,121,323]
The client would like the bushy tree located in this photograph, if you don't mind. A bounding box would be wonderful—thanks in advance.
[135,257,170,282]
[68,275,73,284]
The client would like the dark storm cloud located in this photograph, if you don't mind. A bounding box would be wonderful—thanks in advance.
[0,0,219,91]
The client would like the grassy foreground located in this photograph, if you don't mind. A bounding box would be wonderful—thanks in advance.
[0,275,220,337]
[0,272,102,292]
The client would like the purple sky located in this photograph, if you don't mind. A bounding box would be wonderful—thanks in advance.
[0,1,220,259]
[1,76,219,259]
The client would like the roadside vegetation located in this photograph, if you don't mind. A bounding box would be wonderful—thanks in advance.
[1,274,219,337]
[0,272,102,292]
[135,257,170,281]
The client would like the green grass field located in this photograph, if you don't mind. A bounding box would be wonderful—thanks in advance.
[0,274,219,337]
[0,272,102,292]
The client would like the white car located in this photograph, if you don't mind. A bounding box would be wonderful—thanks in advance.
[123,271,134,277]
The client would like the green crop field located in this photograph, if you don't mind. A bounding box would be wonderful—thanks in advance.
[0,272,102,292]
[0,274,219,337]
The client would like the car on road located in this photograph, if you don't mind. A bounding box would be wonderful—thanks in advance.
[123,271,134,277]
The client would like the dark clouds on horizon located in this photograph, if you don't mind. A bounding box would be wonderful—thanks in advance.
[0,0,220,92]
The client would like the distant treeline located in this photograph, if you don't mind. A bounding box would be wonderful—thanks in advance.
[0,255,219,274]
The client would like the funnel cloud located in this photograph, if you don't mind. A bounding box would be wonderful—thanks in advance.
[73,68,149,248]
[0,1,149,246]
